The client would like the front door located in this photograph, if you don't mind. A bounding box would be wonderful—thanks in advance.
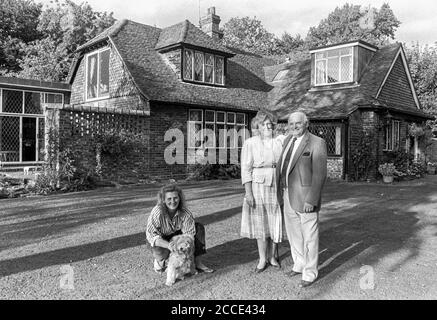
[22,117,37,162]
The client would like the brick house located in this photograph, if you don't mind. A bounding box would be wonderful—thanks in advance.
[265,40,433,180]
[0,76,70,170]
[57,7,275,180]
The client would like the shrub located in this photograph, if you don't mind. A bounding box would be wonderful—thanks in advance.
[378,163,397,176]
[187,164,241,180]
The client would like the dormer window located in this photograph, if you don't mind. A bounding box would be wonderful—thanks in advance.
[183,49,224,85]
[314,47,353,85]
[86,48,110,100]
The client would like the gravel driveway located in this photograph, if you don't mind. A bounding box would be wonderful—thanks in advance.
[0,176,436,300]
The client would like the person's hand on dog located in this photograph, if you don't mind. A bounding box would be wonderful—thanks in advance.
[168,240,177,252]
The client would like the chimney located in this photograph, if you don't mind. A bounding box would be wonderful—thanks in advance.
[199,7,223,40]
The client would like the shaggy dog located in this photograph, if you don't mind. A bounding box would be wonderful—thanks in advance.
[165,234,197,286]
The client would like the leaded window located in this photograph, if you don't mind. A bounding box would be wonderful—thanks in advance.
[183,49,225,85]
[308,123,342,156]
[315,47,353,85]
[384,120,400,151]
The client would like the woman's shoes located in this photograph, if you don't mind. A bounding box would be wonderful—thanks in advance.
[196,265,214,273]
[254,262,269,273]
[269,260,281,269]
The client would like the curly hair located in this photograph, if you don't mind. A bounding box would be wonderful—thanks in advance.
[255,110,278,130]
[157,183,187,213]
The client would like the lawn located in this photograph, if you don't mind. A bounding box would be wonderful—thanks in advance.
[0,176,436,299]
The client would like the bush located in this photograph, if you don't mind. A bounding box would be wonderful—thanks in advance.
[378,163,397,176]
[187,164,241,180]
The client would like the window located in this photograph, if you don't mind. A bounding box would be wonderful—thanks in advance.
[183,49,225,85]
[44,93,63,104]
[86,48,110,100]
[384,120,400,151]
[315,47,353,85]
[309,124,342,156]
[273,69,288,82]
[187,110,247,149]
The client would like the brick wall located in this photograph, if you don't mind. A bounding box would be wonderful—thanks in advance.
[56,108,150,182]
[327,158,343,180]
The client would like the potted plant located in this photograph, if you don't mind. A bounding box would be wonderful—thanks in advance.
[378,163,397,183]
[427,162,437,175]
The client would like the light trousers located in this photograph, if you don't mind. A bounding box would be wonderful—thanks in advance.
[283,189,319,282]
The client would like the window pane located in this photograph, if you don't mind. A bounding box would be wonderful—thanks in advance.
[38,118,45,161]
[227,112,235,124]
[99,50,110,96]
[316,60,326,84]
[340,56,352,82]
[327,49,340,57]
[0,116,20,162]
[216,124,226,147]
[236,113,245,124]
[340,47,352,55]
[204,123,215,148]
[227,125,236,148]
[188,122,202,148]
[215,56,224,85]
[189,110,202,121]
[236,125,245,148]
[316,52,327,59]
[327,58,340,83]
[216,111,225,123]
[194,52,204,81]
[87,53,98,99]
[2,90,23,113]
[184,49,193,80]
[205,110,215,122]
[24,92,42,114]
[204,53,214,83]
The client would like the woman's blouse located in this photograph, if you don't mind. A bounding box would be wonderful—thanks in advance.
[241,135,283,186]
[146,205,196,247]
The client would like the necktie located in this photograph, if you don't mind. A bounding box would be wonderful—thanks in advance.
[280,137,296,189]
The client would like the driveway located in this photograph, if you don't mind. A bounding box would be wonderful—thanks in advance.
[0,176,436,299]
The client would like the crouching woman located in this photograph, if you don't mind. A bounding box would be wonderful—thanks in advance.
[146,184,214,274]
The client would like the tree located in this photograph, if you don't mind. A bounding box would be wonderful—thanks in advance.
[0,0,43,72]
[4,0,116,81]
[405,43,437,130]
[222,16,281,55]
[305,3,401,48]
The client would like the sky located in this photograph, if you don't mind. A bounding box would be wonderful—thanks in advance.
[38,0,437,46]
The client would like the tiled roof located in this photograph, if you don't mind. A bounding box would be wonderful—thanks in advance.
[76,19,128,52]
[266,43,430,121]
[75,19,275,112]
[155,20,234,55]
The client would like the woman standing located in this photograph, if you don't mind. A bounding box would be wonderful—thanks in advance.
[240,112,284,272]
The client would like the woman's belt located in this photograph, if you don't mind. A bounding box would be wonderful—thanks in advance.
[253,164,277,168]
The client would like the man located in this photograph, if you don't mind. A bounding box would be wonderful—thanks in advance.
[276,111,327,288]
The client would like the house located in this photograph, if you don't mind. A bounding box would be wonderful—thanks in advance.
[265,40,433,180]
[0,76,70,170]
[61,7,275,180]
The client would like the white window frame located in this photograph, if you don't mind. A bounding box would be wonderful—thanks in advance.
[188,109,203,149]
[204,110,216,148]
[215,111,226,149]
[183,49,225,86]
[384,120,401,151]
[85,47,110,102]
[314,47,353,86]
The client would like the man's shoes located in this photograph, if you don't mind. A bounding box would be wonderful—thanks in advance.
[299,280,313,288]
[153,259,166,274]
[287,270,301,278]
[254,262,269,273]
[196,265,214,273]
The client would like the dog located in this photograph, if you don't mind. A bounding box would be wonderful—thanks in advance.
[165,234,197,286]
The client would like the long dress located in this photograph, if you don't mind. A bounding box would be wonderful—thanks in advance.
[240,135,283,243]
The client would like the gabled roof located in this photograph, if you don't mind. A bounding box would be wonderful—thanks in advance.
[155,20,234,56]
[71,19,275,112]
[266,42,431,121]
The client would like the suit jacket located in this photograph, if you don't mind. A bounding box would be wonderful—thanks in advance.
[276,131,328,212]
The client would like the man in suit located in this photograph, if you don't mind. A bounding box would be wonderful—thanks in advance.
[276,111,327,288]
